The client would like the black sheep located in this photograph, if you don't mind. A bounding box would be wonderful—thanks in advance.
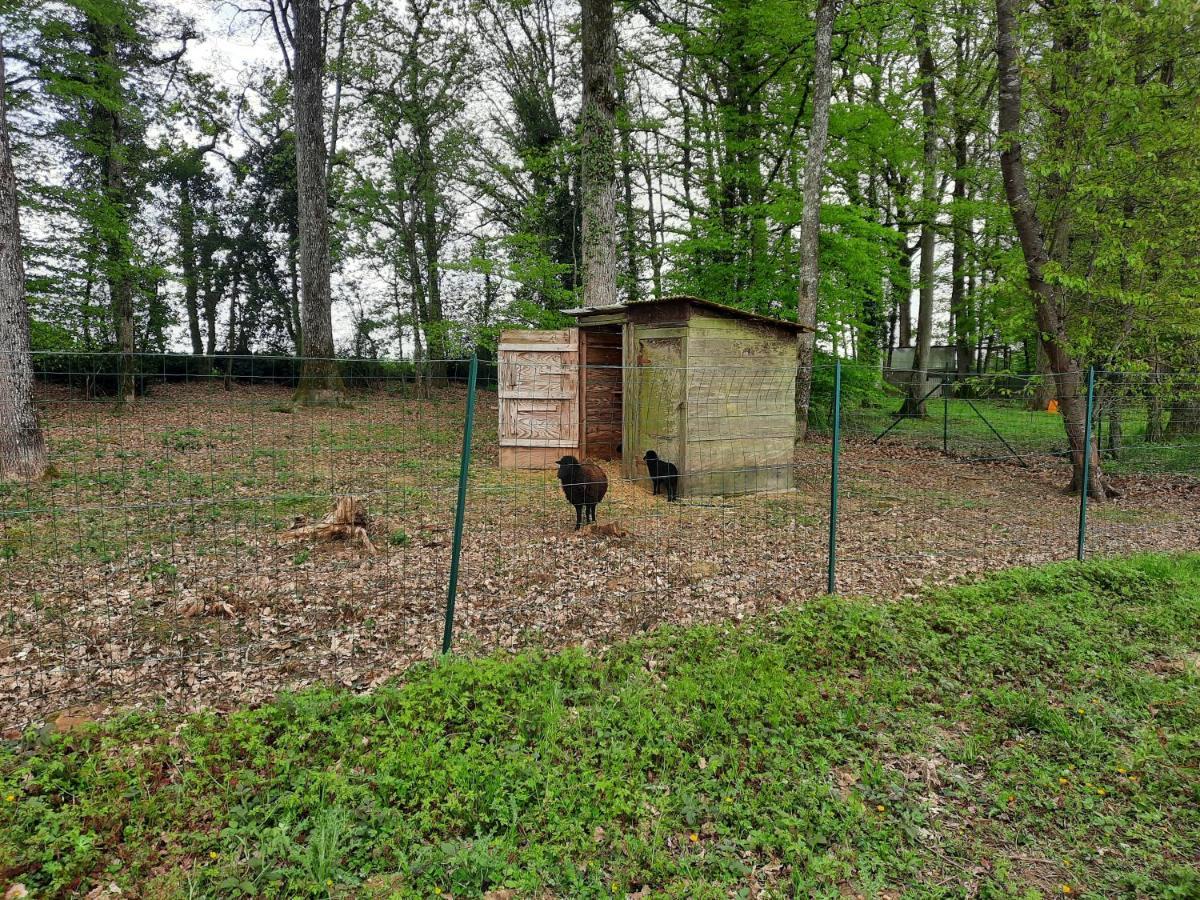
[642,450,679,501]
[555,456,609,529]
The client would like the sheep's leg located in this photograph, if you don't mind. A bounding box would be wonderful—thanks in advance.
[588,503,596,523]
[574,505,582,530]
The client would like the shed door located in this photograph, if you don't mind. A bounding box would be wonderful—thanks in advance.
[498,329,580,450]
[627,327,686,482]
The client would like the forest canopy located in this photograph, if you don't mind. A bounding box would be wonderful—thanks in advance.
[1,0,1197,377]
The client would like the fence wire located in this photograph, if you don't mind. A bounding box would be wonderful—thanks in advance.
[0,353,1197,730]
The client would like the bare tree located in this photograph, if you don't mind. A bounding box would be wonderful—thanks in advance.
[0,41,49,481]
[580,0,618,308]
[795,0,840,441]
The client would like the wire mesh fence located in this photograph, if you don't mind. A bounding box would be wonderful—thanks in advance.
[1,353,1197,730]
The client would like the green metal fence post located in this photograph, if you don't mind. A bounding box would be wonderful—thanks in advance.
[442,354,479,654]
[1076,365,1095,562]
[827,359,842,594]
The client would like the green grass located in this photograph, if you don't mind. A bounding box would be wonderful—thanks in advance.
[844,398,1200,474]
[2,556,1199,898]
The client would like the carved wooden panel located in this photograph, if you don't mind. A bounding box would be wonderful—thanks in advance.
[498,329,579,458]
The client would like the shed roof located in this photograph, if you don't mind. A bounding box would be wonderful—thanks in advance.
[563,294,815,333]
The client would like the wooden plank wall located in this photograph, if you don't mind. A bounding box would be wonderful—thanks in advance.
[580,328,623,460]
[498,328,579,469]
[684,313,798,495]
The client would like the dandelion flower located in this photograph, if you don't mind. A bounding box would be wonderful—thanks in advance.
[876,804,885,812]
[689,832,699,843]
[1059,777,1068,785]
[1097,788,1106,796]
[1117,767,1126,774]
[209,851,218,860]
[4,794,13,802]
[1062,886,1072,895]
[1077,708,1086,715]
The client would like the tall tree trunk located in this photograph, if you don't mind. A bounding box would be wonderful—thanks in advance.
[0,42,49,481]
[642,127,663,298]
[292,0,343,403]
[178,176,203,355]
[950,129,972,382]
[901,11,937,417]
[88,16,136,404]
[617,71,639,303]
[580,0,618,309]
[795,0,839,441]
[996,0,1106,498]
[418,129,447,379]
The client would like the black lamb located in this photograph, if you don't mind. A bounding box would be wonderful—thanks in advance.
[643,450,679,501]
[555,456,609,529]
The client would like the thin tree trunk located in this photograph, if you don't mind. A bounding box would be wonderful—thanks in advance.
[795,0,839,441]
[1106,387,1122,460]
[642,127,663,298]
[580,0,618,309]
[292,0,343,403]
[200,232,221,357]
[950,129,972,383]
[178,177,203,355]
[286,221,301,349]
[996,0,1106,498]
[325,0,353,188]
[0,41,49,481]
[902,11,937,418]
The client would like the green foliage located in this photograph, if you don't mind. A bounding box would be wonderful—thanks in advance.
[807,352,897,433]
[3,556,1198,897]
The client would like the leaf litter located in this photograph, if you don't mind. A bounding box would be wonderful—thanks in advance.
[0,382,1196,730]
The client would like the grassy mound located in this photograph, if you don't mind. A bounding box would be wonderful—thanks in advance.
[3,556,1199,898]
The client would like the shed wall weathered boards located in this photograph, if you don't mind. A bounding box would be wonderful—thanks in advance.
[498,296,809,497]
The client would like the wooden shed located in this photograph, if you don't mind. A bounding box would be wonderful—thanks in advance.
[498,295,812,497]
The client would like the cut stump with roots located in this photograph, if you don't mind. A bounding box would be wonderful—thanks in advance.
[281,496,376,553]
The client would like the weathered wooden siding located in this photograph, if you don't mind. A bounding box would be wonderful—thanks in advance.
[498,328,579,469]
[684,313,798,495]
[623,325,686,483]
[580,328,622,460]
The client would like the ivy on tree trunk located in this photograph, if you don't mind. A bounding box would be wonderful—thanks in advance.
[292,0,344,404]
[0,41,49,481]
